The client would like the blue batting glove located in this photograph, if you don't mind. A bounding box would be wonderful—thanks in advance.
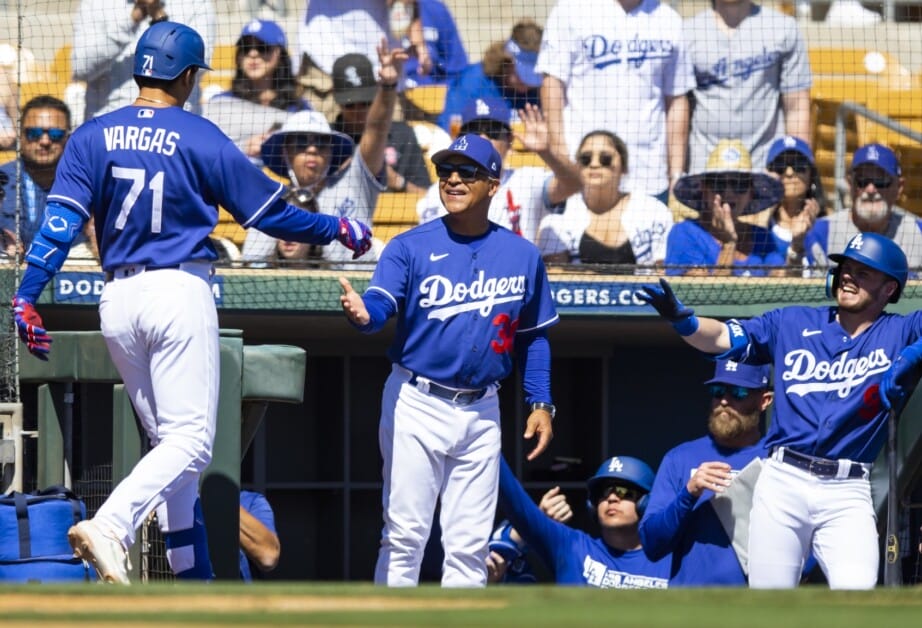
[336,217,373,259]
[635,278,699,336]
[880,342,922,412]
[11,296,52,361]
[489,520,527,563]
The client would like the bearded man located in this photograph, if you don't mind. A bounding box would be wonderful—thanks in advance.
[639,359,773,586]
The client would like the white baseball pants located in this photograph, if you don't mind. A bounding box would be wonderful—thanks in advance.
[374,366,501,587]
[95,266,219,574]
[748,457,878,589]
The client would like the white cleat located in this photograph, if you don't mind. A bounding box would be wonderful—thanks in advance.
[68,520,131,585]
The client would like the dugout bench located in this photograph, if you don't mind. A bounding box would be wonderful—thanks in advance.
[17,329,306,581]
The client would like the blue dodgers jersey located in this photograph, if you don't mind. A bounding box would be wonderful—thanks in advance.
[639,435,767,586]
[498,458,669,588]
[742,306,922,462]
[48,106,285,270]
[367,219,559,389]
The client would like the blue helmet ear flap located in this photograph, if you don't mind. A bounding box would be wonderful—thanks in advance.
[636,493,649,518]
[825,266,839,300]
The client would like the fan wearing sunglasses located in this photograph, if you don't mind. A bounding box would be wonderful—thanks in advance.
[495,454,669,588]
[803,143,922,274]
[640,359,774,586]
[536,129,673,269]
[0,95,90,255]
[203,19,311,164]
[667,139,784,276]
[759,136,829,275]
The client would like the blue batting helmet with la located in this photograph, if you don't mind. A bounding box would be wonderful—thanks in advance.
[134,21,212,81]
[826,232,908,303]
[586,456,655,516]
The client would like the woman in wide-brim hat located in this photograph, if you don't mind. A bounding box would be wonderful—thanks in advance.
[666,139,784,277]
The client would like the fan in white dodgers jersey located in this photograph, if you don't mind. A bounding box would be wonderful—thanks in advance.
[339,133,559,587]
[9,21,373,585]
[636,232,922,590]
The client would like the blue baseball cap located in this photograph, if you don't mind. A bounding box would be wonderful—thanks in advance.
[704,359,771,388]
[460,97,512,130]
[851,143,901,176]
[237,19,287,47]
[505,39,541,88]
[766,135,815,166]
[431,134,503,179]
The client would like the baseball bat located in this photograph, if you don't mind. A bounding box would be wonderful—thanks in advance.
[884,407,902,586]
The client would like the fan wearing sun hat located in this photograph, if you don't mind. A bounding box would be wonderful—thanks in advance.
[665,139,784,276]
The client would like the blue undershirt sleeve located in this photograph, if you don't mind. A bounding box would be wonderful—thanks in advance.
[517,330,551,405]
[348,289,395,334]
[638,487,699,561]
[250,199,340,244]
[15,265,55,304]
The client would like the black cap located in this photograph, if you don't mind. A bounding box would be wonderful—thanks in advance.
[332,54,377,106]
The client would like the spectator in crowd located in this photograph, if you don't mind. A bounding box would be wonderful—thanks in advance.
[667,140,784,276]
[239,490,280,581]
[241,41,407,266]
[498,455,670,588]
[762,136,828,259]
[536,130,673,269]
[0,65,17,149]
[331,53,430,194]
[388,0,468,89]
[639,359,773,586]
[202,19,311,164]
[684,0,812,176]
[268,238,319,269]
[804,143,922,270]
[537,0,693,202]
[296,0,396,120]
[72,0,216,120]
[418,99,579,243]
[0,96,88,255]
[437,19,543,135]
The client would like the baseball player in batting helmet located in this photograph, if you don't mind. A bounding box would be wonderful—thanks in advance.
[637,232,922,589]
[11,20,373,584]
[497,455,668,587]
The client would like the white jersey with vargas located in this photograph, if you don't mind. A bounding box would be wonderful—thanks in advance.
[742,306,922,462]
[368,219,559,389]
[49,106,284,271]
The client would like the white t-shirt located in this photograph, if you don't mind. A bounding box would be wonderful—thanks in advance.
[297,0,395,75]
[536,0,694,197]
[536,192,673,268]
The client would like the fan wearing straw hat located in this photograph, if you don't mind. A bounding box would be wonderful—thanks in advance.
[665,140,783,276]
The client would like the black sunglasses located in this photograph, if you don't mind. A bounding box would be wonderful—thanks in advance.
[435,162,488,181]
[286,134,332,153]
[768,159,811,176]
[593,484,642,504]
[238,38,273,57]
[577,152,615,168]
[854,175,893,189]
[24,127,67,143]
[703,175,753,195]
[708,384,754,400]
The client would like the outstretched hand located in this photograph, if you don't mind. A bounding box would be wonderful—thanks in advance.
[515,103,549,154]
[377,37,409,85]
[338,277,370,326]
[11,296,51,360]
[635,278,694,322]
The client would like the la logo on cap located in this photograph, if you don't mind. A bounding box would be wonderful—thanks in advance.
[725,361,739,372]
[849,233,865,251]
[454,136,469,151]
[608,458,624,473]
[783,136,797,148]
[475,98,491,116]
[867,146,880,161]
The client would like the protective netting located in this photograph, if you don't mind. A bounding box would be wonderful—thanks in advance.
[1,0,921,390]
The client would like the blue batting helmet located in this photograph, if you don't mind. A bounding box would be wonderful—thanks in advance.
[586,456,655,517]
[133,21,212,81]
[826,232,908,303]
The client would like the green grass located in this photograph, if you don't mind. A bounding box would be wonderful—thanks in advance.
[1,583,921,626]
